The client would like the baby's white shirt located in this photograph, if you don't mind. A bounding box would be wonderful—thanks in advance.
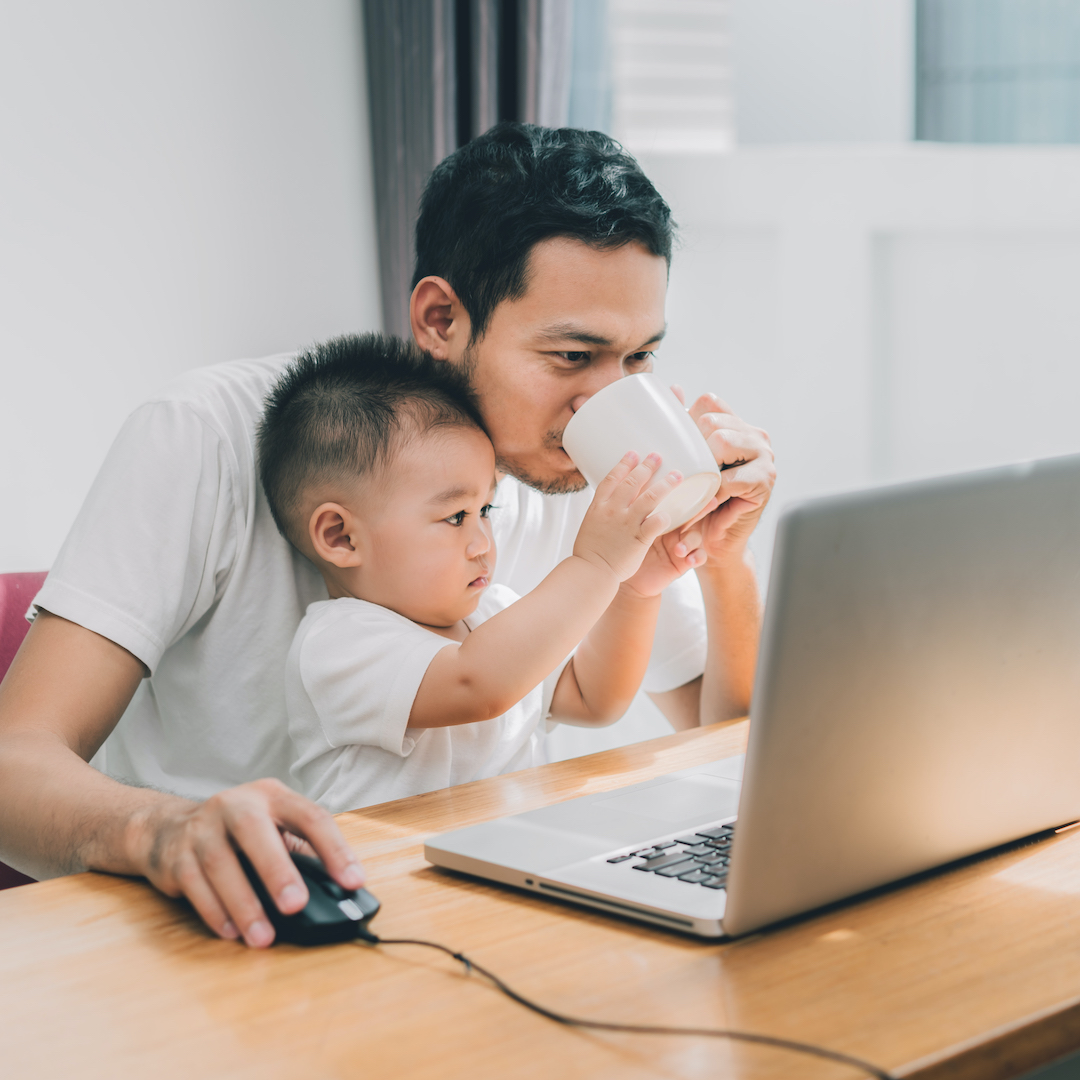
[287,584,566,812]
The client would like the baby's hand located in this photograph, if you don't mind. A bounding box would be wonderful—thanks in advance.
[621,515,715,598]
[573,452,683,582]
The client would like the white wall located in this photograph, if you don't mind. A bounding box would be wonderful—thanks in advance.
[0,0,381,573]
[732,0,914,143]
[550,144,1080,760]
[646,144,1080,578]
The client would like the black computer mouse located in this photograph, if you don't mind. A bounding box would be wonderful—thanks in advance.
[237,850,381,946]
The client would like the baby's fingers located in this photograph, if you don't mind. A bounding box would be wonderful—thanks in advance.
[614,452,667,508]
[594,451,640,500]
[638,470,684,540]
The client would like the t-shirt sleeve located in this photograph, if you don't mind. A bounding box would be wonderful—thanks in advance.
[31,400,240,674]
[643,572,708,694]
[297,607,455,757]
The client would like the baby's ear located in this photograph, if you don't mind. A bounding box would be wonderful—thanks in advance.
[309,503,363,567]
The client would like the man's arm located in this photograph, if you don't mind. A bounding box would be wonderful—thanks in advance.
[0,612,364,948]
[549,587,662,727]
[648,392,775,730]
[649,549,762,730]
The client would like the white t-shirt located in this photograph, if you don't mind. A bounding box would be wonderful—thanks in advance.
[32,356,707,800]
[288,585,562,812]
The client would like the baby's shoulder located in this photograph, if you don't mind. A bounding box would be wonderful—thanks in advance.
[297,596,416,638]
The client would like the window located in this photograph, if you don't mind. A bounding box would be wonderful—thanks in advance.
[917,0,1080,143]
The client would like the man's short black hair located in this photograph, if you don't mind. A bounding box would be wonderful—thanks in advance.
[257,332,485,550]
[413,122,675,342]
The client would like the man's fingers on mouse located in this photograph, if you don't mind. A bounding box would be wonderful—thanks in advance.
[195,838,276,948]
[221,790,311,915]
[267,786,365,890]
[282,831,316,857]
[175,853,238,940]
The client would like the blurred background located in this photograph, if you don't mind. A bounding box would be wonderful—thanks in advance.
[3,0,1080,758]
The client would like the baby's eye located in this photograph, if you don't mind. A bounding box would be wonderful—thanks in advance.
[445,510,466,526]
[480,503,496,518]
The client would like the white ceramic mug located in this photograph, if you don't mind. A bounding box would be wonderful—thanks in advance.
[561,373,721,530]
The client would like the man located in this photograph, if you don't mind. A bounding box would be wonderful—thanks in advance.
[0,124,774,947]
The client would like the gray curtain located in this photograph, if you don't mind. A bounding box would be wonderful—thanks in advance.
[364,0,575,337]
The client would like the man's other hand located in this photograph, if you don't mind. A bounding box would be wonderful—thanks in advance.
[671,388,776,563]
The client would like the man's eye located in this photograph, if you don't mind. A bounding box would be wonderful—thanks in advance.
[480,503,496,518]
[557,351,591,364]
[445,511,466,526]
[626,351,653,368]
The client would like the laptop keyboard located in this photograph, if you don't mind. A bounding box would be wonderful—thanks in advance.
[605,822,735,890]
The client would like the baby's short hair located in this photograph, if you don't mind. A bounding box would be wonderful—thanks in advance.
[258,332,485,550]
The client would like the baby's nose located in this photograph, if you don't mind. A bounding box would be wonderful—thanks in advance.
[467,529,490,557]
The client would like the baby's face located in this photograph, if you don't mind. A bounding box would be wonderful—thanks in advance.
[353,425,498,628]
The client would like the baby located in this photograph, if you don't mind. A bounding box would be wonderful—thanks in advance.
[258,333,702,812]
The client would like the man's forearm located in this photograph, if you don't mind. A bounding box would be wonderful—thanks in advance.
[552,587,662,725]
[0,611,155,878]
[0,727,187,879]
[696,549,762,724]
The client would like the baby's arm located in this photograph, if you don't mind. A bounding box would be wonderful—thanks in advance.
[548,510,710,726]
[408,453,680,728]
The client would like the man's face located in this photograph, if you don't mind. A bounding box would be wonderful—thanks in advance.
[458,238,669,494]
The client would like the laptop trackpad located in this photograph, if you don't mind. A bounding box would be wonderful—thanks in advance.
[596,776,741,825]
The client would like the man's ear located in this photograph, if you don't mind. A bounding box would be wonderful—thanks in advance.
[410,276,472,361]
[309,503,363,568]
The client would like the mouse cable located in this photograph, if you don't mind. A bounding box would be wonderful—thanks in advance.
[359,932,896,1080]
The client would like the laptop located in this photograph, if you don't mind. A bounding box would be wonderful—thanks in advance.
[425,454,1080,937]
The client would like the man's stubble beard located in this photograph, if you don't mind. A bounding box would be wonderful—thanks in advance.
[461,342,589,497]
[496,437,590,496]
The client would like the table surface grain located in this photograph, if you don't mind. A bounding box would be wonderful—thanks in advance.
[4,718,1080,1080]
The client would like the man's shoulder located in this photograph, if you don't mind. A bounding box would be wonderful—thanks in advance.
[146,354,295,422]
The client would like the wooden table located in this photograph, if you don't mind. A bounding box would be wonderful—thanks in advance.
[4,718,1080,1079]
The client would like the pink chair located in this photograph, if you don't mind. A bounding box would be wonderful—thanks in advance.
[0,571,48,890]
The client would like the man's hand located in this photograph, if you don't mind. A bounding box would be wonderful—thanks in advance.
[573,451,683,581]
[0,611,365,950]
[670,390,776,564]
[136,780,365,948]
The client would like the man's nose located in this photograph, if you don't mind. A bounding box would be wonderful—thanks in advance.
[570,366,626,413]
